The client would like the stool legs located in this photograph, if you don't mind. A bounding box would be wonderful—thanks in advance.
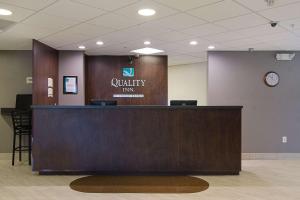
[12,134,32,166]
[28,135,31,165]
[12,132,16,166]
[19,134,22,162]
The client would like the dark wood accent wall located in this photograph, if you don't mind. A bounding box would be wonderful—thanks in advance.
[32,40,58,105]
[32,106,242,175]
[85,55,168,105]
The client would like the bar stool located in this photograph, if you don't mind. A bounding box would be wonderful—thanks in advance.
[11,110,32,166]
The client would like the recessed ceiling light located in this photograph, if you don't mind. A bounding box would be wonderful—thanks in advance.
[78,45,86,49]
[190,41,198,45]
[131,47,164,55]
[138,8,156,16]
[96,41,104,45]
[0,8,12,16]
[144,41,151,45]
[208,45,215,50]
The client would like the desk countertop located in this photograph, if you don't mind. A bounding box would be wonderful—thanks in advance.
[31,105,243,110]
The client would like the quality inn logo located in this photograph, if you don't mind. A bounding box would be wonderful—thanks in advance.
[123,67,134,77]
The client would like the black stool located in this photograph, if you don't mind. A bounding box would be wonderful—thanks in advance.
[11,110,32,166]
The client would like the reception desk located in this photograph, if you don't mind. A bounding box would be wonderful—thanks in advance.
[32,106,242,175]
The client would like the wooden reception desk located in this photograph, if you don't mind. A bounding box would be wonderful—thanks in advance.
[32,106,242,175]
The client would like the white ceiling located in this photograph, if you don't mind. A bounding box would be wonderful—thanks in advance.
[1,0,300,66]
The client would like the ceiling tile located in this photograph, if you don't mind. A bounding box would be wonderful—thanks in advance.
[219,38,261,48]
[21,13,78,32]
[235,24,286,38]
[181,23,227,37]
[0,0,56,10]
[187,0,251,22]
[168,54,206,66]
[251,32,298,42]
[3,23,52,39]
[87,13,141,29]
[235,0,300,11]
[154,0,223,11]
[147,13,206,31]
[174,38,211,50]
[42,0,106,22]
[0,2,34,22]
[41,30,91,48]
[154,42,187,54]
[203,31,248,42]
[280,18,300,30]
[152,31,194,42]
[215,13,269,30]
[259,2,300,21]
[113,0,179,24]
[65,23,115,37]
[71,0,139,11]
[119,39,166,51]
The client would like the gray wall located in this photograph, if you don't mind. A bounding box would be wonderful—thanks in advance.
[0,51,32,153]
[58,51,85,105]
[208,51,300,153]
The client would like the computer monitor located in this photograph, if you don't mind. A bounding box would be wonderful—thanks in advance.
[15,94,32,110]
[170,100,197,106]
[89,100,117,106]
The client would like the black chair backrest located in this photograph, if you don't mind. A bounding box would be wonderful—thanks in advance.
[11,110,32,131]
[89,100,118,106]
[16,94,32,110]
[170,100,197,106]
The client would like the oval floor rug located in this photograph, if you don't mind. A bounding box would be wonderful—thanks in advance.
[70,176,209,193]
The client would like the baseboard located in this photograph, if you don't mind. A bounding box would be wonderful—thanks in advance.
[242,153,300,160]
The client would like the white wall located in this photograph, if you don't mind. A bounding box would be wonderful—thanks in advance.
[168,62,207,105]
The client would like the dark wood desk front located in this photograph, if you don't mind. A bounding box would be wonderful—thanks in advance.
[32,106,242,175]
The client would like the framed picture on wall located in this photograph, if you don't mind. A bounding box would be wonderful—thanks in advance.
[63,76,78,94]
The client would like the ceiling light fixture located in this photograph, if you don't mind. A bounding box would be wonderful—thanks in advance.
[144,41,151,45]
[208,45,215,50]
[190,41,198,45]
[138,8,156,16]
[131,47,164,55]
[78,45,86,49]
[96,41,104,45]
[0,8,12,16]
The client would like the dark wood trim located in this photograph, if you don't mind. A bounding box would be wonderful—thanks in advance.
[32,40,58,105]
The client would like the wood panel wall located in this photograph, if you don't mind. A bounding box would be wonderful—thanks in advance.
[32,106,242,175]
[32,40,58,105]
[85,55,168,105]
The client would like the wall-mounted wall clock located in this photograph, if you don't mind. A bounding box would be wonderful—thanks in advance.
[264,71,280,87]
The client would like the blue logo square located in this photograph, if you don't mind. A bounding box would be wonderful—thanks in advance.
[123,67,134,77]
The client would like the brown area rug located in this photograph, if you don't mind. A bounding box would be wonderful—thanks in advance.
[70,176,209,193]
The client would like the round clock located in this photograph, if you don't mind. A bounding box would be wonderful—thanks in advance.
[264,71,280,87]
